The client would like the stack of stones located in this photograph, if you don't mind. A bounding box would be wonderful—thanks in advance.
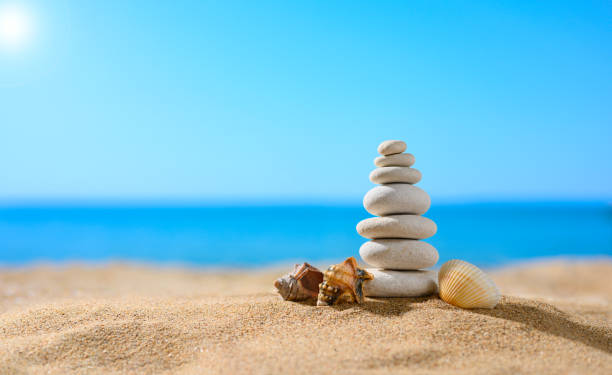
[357,140,439,297]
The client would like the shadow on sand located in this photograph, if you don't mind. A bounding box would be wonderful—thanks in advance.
[326,297,422,316]
[304,295,611,354]
[472,299,612,354]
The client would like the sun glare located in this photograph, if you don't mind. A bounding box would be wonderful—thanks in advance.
[0,4,32,49]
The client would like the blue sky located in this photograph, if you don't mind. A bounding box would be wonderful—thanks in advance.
[1,0,611,202]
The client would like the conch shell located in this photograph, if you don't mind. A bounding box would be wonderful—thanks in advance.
[274,262,324,301]
[438,259,500,309]
[317,257,373,306]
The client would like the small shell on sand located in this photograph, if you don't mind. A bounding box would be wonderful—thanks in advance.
[274,263,323,301]
[438,259,500,309]
[317,257,373,306]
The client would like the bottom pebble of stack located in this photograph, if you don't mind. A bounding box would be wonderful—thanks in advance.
[363,269,438,297]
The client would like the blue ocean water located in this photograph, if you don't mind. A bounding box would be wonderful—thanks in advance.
[0,203,610,267]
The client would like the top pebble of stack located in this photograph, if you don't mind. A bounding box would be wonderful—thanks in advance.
[377,140,407,156]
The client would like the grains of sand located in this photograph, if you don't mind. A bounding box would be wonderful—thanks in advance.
[0,260,610,374]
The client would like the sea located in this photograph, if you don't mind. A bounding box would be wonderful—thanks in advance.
[0,202,610,268]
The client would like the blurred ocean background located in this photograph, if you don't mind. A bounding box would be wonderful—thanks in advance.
[2,2,611,269]
[1,202,610,267]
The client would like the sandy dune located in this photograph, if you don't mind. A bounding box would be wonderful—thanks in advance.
[0,259,610,374]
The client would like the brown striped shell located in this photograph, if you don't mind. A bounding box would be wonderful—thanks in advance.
[317,257,374,306]
[274,262,324,301]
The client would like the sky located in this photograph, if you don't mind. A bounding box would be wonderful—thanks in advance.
[1,0,611,203]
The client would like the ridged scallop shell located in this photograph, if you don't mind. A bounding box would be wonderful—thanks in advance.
[438,259,500,309]
[317,257,373,306]
[274,262,324,301]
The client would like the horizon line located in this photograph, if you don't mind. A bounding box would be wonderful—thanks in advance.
[0,196,610,207]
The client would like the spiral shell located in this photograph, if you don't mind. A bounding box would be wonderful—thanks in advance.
[438,259,500,309]
[274,262,323,301]
[317,257,373,306]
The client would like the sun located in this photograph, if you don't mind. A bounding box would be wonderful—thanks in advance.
[0,4,32,49]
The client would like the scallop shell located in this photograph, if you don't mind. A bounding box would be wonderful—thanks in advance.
[438,259,500,309]
[317,257,373,306]
[274,262,323,301]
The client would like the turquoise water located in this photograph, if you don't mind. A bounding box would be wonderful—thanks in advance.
[0,202,610,267]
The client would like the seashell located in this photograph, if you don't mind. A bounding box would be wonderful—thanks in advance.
[317,257,373,306]
[274,262,324,301]
[438,259,500,309]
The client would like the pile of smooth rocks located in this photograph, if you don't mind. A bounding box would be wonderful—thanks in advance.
[357,140,439,297]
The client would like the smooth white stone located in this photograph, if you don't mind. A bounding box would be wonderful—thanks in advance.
[374,153,415,167]
[377,140,407,156]
[356,215,437,239]
[369,167,422,184]
[360,240,439,269]
[363,184,431,216]
[364,269,438,297]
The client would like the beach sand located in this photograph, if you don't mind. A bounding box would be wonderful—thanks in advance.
[0,259,610,374]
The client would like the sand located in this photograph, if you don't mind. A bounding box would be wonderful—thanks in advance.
[0,259,610,374]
